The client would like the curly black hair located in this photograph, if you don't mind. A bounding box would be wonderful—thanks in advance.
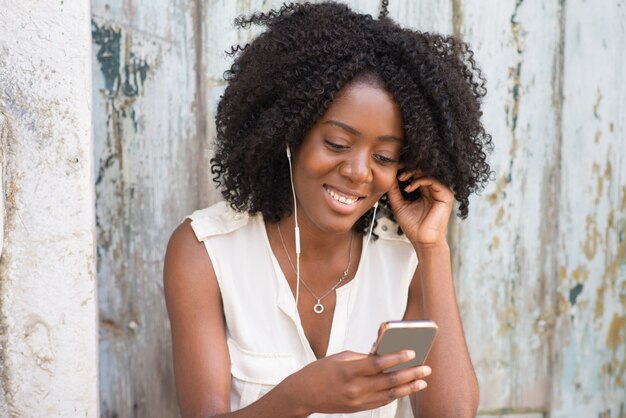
[211,1,493,234]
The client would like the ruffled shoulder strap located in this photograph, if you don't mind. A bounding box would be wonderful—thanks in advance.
[373,216,412,244]
[185,201,250,241]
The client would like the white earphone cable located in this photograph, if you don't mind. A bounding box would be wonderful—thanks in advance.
[363,201,378,256]
[286,146,301,308]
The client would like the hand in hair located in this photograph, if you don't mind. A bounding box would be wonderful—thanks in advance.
[388,170,455,249]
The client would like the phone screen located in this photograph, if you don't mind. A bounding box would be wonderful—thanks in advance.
[371,320,437,372]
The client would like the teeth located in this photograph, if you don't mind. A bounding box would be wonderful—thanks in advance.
[326,187,358,205]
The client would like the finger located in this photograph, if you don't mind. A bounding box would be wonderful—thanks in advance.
[369,365,432,392]
[386,178,406,208]
[403,178,451,201]
[371,379,428,406]
[402,177,435,193]
[358,350,416,374]
[397,169,424,181]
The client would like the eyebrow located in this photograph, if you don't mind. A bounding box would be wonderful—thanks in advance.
[323,120,403,143]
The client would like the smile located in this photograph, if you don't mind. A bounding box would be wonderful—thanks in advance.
[324,185,361,205]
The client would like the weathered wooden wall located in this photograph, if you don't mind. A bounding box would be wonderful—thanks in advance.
[552,1,625,416]
[91,1,206,417]
[449,0,563,416]
[94,1,626,417]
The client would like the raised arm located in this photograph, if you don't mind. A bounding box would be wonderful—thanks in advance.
[164,220,432,417]
[388,173,479,418]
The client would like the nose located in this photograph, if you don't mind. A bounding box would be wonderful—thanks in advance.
[338,151,373,184]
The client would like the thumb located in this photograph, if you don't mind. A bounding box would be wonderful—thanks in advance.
[386,179,405,210]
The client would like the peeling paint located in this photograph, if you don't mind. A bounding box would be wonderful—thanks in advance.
[572,265,589,283]
[491,235,500,250]
[495,207,505,226]
[92,20,151,101]
[583,214,601,260]
[91,21,121,94]
[606,239,626,285]
[593,88,603,120]
[568,283,583,305]
[604,313,626,389]
[487,176,509,204]
[595,283,606,320]
[498,306,517,334]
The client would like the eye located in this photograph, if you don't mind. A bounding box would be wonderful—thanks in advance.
[324,139,349,150]
[374,153,399,165]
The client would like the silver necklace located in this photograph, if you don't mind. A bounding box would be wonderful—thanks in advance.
[277,223,353,314]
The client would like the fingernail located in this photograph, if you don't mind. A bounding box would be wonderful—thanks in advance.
[417,380,427,390]
[405,350,416,360]
[404,185,412,192]
[422,366,432,376]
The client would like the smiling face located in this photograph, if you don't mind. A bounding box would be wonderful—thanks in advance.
[291,80,404,234]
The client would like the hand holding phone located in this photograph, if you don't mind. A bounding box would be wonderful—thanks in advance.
[370,320,438,372]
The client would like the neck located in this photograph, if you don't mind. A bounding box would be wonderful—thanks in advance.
[276,213,356,263]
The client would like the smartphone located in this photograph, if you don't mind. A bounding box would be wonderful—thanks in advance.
[370,320,438,372]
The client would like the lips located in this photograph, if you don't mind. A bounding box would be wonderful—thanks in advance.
[323,185,364,206]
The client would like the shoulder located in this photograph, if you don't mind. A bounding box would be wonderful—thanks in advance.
[163,217,223,333]
[164,218,214,292]
[165,200,247,277]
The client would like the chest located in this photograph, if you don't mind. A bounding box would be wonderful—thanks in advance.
[206,218,417,359]
[296,289,337,358]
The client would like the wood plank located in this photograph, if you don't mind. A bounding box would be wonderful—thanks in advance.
[450,0,562,410]
[91,0,200,416]
[388,0,453,34]
[551,0,626,416]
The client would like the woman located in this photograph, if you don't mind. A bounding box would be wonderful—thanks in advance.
[164,2,492,417]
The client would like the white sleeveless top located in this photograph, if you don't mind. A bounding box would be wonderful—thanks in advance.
[187,201,419,417]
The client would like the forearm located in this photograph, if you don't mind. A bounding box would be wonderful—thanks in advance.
[411,243,479,418]
[209,378,309,418]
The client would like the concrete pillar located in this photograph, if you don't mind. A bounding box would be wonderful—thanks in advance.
[0,1,98,416]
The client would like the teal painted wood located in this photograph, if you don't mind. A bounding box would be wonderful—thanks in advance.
[451,0,562,412]
[92,1,201,416]
[552,0,626,416]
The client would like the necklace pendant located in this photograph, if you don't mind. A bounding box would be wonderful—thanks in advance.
[313,301,324,314]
